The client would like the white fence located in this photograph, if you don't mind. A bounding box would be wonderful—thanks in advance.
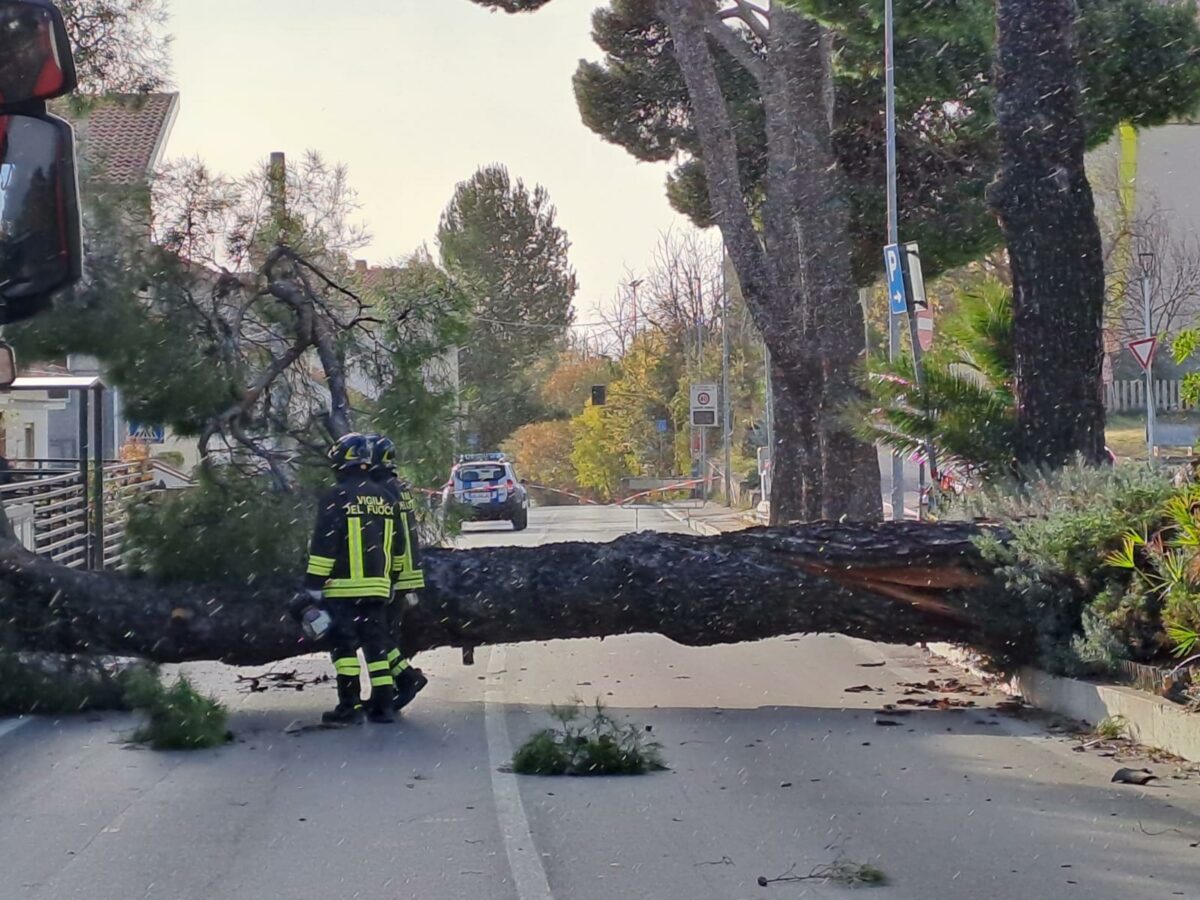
[1106,379,1193,413]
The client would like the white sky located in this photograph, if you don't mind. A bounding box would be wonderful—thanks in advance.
[166,0,689,322]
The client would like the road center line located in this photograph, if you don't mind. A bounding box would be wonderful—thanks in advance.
[484,645,554,900]
[0,717,31,741]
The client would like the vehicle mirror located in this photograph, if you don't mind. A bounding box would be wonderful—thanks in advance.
[0,113,82,324]
[0,341,15,388]
[0,0,77,105]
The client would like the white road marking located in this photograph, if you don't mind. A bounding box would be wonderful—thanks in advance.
[485,645,554,900]
[0,717,31,741]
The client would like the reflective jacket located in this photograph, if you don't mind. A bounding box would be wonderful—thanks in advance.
[304,472,397,600]
[373,473,426,593]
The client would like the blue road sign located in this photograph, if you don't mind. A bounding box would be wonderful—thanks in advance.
[128,422,165,444]
[883,243,907,315]
[656,419,669,433]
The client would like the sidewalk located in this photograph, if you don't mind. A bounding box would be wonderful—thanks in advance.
[658,501,757,536]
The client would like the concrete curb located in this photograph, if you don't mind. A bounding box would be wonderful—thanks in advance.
[658,504,738,537]
[928,642,1200,762]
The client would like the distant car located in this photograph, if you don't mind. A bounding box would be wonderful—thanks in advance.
[442,453,530,531]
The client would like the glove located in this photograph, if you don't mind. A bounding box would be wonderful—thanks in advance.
[403,592,420,609]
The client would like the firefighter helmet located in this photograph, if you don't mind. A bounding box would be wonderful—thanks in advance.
[326,432,373,472]
[366,433,397,475]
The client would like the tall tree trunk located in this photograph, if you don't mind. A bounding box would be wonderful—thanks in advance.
[658,0,881,524]
[987,0,1107,468]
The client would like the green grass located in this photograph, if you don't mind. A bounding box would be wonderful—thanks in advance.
[123,670,232,751]
[1094,714,1129,740]
[1107,412,1200,459]
[511,699,666,776]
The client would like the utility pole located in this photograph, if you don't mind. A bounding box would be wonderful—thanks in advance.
[1139,252,1157,461]
[722,256,733,507]
[884,0,904,521]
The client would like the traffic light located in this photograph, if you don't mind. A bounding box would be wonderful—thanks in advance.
[591,385,606,406]
[0,0,82,327]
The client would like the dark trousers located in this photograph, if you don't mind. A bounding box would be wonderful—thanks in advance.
[327,599,391,708]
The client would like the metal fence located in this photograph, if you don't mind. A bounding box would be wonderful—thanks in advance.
[1106,379,1194,413]
[0,460,162,569]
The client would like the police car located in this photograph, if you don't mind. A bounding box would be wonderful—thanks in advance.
[442,453,530,531]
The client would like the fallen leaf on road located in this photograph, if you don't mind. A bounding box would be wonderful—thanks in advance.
[844,684,878,693]
[1112,768,1157,785]
[874,718,902,727]
[858,662,886,668]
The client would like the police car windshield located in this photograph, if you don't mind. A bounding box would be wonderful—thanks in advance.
[459,465,505,482]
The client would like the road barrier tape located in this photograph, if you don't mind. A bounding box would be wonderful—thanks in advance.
[617,478,705,507]
[412,477,707,508]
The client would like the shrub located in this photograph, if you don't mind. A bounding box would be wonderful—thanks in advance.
[123,468,313,584]
[961,464,1176,672]
[0,653,144,714]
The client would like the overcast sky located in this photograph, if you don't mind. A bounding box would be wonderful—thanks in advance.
[166,0,688,323]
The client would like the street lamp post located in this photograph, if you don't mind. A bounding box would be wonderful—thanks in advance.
[885,0,905,520]
[722,257,733,507]
[1139,251,1156,461]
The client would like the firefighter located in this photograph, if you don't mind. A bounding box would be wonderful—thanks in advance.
[302,432,399,725]
[366,433,429,711]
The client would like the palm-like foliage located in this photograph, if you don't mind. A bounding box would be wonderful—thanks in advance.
[855,279,1017,475]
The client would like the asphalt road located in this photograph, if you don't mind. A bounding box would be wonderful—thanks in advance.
[2,506,1199,900]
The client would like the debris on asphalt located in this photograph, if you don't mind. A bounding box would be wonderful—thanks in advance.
[844,684,879,693]
[874,718,902,727]
[237,670,329,694]
[757,859,887,887]
[1112,767,1158,785]
[858,662,886,668]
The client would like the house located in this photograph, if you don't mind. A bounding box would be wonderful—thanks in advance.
[35,94,196,467]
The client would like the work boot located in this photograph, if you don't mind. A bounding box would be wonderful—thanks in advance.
[393,667,429,712]
[367,684,396,724]
[321,702,364,726]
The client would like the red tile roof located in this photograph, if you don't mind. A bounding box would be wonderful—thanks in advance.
[75,93,179,185]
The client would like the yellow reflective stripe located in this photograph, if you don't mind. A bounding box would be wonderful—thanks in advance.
[370,674,394,687]
[383,518,395,573]
[333,658,360,676]
[395,572,426,589]
[347,518,364,582]
[386,648,401,665]
[367,660,391,673]
[323,578,392,599]
[391,658,410,674]
[306,555,335,576]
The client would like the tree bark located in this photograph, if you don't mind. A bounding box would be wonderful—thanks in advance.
[0,520,1028,666]
[658,0,880,525]
[987,0,1108,468]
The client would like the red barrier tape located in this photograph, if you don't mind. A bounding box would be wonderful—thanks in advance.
[412,478,708,507]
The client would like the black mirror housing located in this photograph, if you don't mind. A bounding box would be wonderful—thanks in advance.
[0,113,82,324]
[0,0,77,106]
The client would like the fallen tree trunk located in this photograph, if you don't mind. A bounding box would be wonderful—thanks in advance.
[0,522,1027,667]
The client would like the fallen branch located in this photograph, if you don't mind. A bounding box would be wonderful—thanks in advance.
[0,521,1026,666]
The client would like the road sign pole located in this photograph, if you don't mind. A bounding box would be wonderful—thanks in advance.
[721,259,733,507]
[884,0,904,521]
[700,425,708,504]
[1141,272,1156,461]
